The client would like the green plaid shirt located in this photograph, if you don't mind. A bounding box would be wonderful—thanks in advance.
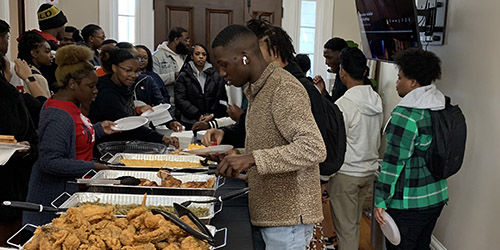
[375,106,448,209]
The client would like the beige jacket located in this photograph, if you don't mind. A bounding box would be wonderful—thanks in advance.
[245,62,326,227]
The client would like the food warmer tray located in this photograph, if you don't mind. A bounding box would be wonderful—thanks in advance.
[106,153,208,171]
[8,223,227,249]
[52,192,222,223]
[83,169,225,196]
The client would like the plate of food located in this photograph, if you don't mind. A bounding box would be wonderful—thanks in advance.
[111,117,149,131]
[0,135,30,150]
[186,144,234,155]
[140,103,171,118]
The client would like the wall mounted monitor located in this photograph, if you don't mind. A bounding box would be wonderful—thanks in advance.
[355,0,421,61]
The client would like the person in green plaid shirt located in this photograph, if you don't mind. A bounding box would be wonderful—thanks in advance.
[374,48,448,250]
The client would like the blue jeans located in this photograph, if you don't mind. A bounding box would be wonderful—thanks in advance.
[252,224,314,250]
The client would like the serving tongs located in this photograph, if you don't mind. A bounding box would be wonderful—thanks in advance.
[76,176,142,185]
[151,208,215,245]
[180,187,249,207]
[1,201,68,213]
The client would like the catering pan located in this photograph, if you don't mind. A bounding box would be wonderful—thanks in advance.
[105,153,208,171]
[96,141,168,156]
[82,169,225,196]
[52,192,222,223]
[8,223,227,249]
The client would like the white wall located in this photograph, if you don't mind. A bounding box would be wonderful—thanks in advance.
[58,0,99,30]
[334,0,500,249]
[428,0,500,249]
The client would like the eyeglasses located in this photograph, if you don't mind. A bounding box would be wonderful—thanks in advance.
[117,65,140,76]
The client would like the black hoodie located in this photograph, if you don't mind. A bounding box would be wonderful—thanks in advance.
[89,74,164,143]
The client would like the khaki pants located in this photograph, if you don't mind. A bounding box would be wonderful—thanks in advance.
[327,174,374,250]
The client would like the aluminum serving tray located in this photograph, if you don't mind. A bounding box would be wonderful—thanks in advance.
[53,192,222,223]
[83,169,225,196]
[8,223,227,250]
[107,153,208,171]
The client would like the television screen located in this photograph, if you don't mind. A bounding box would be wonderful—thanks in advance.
[355,0,421,61]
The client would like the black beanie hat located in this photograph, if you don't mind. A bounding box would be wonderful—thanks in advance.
[37,4,67,30]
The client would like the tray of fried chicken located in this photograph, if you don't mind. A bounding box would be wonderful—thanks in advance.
[83,169,224,196]
[52,192,222,224]
[10,203,227,250]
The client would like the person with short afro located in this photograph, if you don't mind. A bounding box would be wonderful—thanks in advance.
[375,48,448,250]
[23,45,117,227]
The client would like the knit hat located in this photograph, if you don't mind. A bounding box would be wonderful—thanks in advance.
[37,4,67,30]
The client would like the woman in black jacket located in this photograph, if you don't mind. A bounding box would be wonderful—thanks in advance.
[174,44,228,129]
[89,49,178,147]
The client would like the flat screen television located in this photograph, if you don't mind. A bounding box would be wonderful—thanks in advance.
[355,0,421,61]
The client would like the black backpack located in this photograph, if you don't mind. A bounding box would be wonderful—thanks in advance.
[319,97,347,176]
[425,96,467,179]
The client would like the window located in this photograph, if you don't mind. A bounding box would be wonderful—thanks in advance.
[118,0,136,44]
[298,0,316,76]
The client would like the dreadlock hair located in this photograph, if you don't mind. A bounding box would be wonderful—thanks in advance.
[211,24,256,49]
[0,19,10,36]
[17,30,47,65]
[246,19,296,63]
[324,37,348,52]
[339,47,367,81]
[168,27,188,42]
[81,24,103,43]
[393,48,441,86]
[135,45,154,72]
[55,45,94,88]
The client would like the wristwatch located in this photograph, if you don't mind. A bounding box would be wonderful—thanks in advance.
[24,76,36,84]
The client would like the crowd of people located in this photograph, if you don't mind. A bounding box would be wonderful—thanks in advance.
[0,3,451,250]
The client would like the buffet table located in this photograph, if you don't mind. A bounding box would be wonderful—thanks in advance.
[211,177,254,250]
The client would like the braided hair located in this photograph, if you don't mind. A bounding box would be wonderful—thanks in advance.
[17,31,47,65]
[246,19,296,63]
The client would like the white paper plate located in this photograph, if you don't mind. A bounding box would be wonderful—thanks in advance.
[186,145,234,154]
[111,117,149,131]
[380,211,401,246]
[140,103,171,118]
[0,142,30,150]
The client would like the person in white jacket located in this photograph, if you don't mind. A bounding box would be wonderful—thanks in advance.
[152,27,190,108]
[327,47,384,250]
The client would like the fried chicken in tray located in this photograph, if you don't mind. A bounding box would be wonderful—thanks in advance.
[23,204,210,250]
[156,170,215,189]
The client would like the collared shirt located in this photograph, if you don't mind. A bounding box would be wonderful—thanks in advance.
[44,98,95,161]
[375,106,448,210]
[189,61,207,93]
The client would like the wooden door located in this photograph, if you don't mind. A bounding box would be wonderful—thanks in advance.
[154,0,282,50]
[244,0,282,26]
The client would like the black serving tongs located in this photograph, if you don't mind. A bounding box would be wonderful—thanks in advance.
[180,187,249,207]
[151,208,215,245]
[1,201,68,213]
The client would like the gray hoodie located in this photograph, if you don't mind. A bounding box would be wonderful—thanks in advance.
[334,85,384,177]
[152,42,186,105]
[397,83,445,110]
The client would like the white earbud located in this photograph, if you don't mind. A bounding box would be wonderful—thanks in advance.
[242,56,248,65]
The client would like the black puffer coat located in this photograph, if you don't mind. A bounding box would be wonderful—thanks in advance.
[174,62,228,127]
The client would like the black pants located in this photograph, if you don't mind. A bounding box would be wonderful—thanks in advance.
[386,204,445,250]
